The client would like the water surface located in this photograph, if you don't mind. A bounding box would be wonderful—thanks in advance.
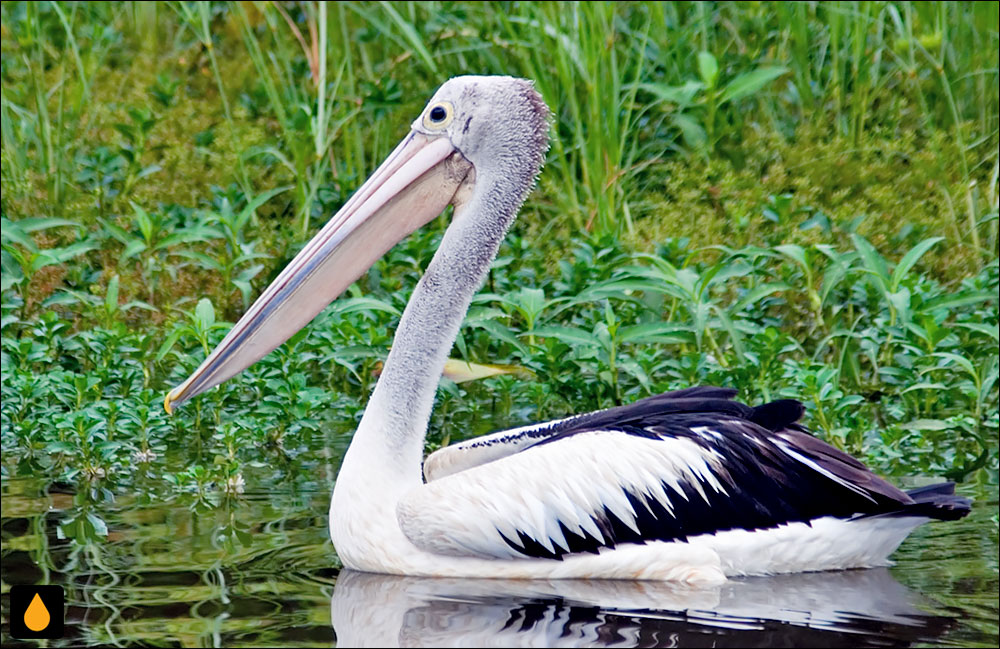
[1,476,996,647]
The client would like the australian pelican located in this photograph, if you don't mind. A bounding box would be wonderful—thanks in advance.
[166,76,969,582]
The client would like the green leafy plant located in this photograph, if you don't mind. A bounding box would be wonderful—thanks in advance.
[640,51,788,154]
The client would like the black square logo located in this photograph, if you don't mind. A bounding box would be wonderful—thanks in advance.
[9,585,64,639]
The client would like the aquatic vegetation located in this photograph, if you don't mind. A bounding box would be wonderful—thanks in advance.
[1,1,997,501]
[2,225,997,495]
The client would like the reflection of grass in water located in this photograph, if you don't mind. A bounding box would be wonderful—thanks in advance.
[890,483,999,646]
[1,479,336,647]
[90,494,335,647]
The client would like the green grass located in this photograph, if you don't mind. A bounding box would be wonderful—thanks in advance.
[1,1,998,506]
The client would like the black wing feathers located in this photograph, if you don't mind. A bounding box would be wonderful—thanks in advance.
[531,386,749,448]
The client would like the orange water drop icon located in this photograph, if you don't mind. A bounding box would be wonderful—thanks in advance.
[24,592,51,632]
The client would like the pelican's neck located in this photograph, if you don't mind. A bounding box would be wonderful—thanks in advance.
[345,174,521,486]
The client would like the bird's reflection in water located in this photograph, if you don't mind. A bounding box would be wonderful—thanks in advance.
[331,567,955,648]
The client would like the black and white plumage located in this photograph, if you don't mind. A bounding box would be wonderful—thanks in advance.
[166,76,970,582]
[414,387,967,563]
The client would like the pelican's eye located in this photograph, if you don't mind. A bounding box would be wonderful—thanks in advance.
[423,101,454,130]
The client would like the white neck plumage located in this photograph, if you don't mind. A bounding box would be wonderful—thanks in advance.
[336,170,518,501]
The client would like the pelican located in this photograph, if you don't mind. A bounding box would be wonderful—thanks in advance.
[165,76,970,583]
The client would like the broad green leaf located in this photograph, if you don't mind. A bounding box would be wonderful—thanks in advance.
[719,66,788,103]
[697,51,719,89]
[850,234,889,289]
[512,287,547,324]
[85,512,108,537]
[981,362,999,404]
[891,237,943,291]
[715,307,746,359]
[471,292,506,306]
[0,267,21,291]
[955,322,999,342]
[105,275,119,314]
[887,288,911,322]
[156,227,225,249]
[637,80,704,106]
[731,282,791,313]
[135,164,161,180]
[453,329,469,361]
[834,395,865,410]
[325,345,384,362]
[121,300,156,313]
[48,239,99,262]
[923,291,995,311]
[902,419,952,431]
[121,239,147,261]
[462,306,508,324]
[467,318,528,356]
[232,279,255,308]
[329,296,401,318]
[576,278,670,300]
[901,382,947,394]
[527,325,600,348]
[815,243,855,264]
[98,218,132,245]
[14,217,82,233]
[234,264,264,284]
[931,351,976,378]
[173,249,222,271]
[31,252,61,273]
[0,220,38,250]
[235,185,293,233]
[774,244,808,269]
[43,289,92,309]
[819,260,850,306]
[618,359,653,392]
[112,122,135,141]
[618,322,692,344]
[131,202,154,244]
[195,298,215,329]
[672,113,707,149]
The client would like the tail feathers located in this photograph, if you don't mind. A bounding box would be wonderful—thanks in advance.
[750,399,805,432]
[899,482,972,521]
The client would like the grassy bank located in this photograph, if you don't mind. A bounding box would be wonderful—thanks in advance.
[1,2,997,504]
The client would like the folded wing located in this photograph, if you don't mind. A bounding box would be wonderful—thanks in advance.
[401,388,927,561]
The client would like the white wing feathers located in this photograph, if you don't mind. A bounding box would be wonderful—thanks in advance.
[399,429,729,560]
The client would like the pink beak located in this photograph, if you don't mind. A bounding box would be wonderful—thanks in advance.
[165,132,472,412]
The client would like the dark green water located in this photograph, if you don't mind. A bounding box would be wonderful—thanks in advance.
[1,475,996,647]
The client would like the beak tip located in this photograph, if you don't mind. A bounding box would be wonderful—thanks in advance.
[164,390,175,415]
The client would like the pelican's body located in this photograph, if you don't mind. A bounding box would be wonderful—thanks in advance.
[167,76,969,583]
[330,387,965,582]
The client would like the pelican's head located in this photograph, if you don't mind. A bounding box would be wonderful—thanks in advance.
[411,76,549,178]
[165,76,550,412]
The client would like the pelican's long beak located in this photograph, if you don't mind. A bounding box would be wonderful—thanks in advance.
[165,132,472,413]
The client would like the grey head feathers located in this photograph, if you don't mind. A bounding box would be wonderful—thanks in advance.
[413,76,551,227]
